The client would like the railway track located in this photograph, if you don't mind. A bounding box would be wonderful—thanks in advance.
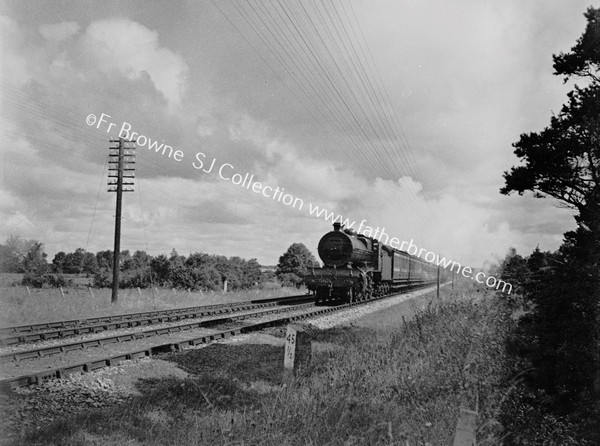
[0,301,315,363]
[0,284,435,389]
[0,293,312,345]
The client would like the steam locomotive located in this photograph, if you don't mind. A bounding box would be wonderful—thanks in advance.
[304,222,438,304]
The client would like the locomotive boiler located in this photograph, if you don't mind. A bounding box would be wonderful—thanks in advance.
[305,222,437,304]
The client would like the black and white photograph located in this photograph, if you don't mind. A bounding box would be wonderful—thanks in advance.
[0,0,599,444]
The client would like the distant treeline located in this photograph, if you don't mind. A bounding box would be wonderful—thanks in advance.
[0,235,267,291]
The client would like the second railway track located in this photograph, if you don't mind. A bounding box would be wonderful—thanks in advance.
[0,293,312,345]
[0,300,315,363]
[0,284,438,389]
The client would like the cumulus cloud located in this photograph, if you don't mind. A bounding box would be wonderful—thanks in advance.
[82,19,189,109]
[0,1,589,267]
[220,113,540,267]
[227,114,369,204]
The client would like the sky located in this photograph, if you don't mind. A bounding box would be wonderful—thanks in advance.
[0,0,597,268]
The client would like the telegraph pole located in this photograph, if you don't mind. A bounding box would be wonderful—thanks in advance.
[108,138,135,303]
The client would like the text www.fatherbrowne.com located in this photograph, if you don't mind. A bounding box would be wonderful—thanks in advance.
[86,112,512,294]
[308,209,513,294]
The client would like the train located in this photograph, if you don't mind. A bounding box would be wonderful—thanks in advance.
[304,222,439,305]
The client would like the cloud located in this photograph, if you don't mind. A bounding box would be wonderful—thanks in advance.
[39,21,79,41]
[218,113,544,267]
[227,114,370,204]
[0,1,590,268]
[198,107,582,268]
[0,15,30,87]
[82,19,189,109]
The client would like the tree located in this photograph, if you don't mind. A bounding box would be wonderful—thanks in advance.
[82,252,99,275]
[500,8,600,441]
[182,253,222,290]
[501,85,600,215]
[119,250,132,269]
[21,241,50,288]
[96,250,113,271]
[501,7,600,225]
[21,241,48,275]
[62,248,85,274]
[241,258,262,288]
[526,246,549,272]
[123,250,150,271]
[55,248,98,275]
[499,248,530,297]
[276,243,319,287]
[553,7,600,84]
[52,251,67,273]
[150,254,171,286]
[0,235,38,273]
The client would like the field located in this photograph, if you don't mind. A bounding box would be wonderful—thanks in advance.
[7,284,518,445]
[0,273,302,328]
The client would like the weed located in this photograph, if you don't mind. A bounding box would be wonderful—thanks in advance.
[8,286,518,445]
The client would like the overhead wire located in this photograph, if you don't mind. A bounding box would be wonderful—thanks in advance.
[342,0,434,200]
[4,1,441,253]
[1,79,292,251]
[271,0,397,178]
[320,0,434,217]
[291,0,428,220]
[216,0,435,229]
[78,152,110,274]
[242,0,406,186]
[215,0,376,181]
[280,0,428,221]
[243,0,386,179]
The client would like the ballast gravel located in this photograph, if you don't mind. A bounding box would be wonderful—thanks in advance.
[0,285,443,441]
[0,357,188,439]
[305,286,439,329]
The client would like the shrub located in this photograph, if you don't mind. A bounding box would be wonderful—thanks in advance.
[277,272,302,288]
[21,272,46,288]
[45,274,73,288]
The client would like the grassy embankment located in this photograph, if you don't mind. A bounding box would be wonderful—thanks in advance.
[10,283,520,445]
[0,273,302,327]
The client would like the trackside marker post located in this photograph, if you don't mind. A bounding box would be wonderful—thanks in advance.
[454,361,479,445]
[453,408,477,446]
[283,324,311,381]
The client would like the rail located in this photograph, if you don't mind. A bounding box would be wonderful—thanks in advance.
[0,293,312,344]
[0,284,437,389]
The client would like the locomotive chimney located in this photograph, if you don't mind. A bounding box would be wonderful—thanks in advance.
[333,222,342,231]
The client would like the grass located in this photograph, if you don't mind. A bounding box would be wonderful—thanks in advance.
[7,284,519,445]
[0,273,303,327]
